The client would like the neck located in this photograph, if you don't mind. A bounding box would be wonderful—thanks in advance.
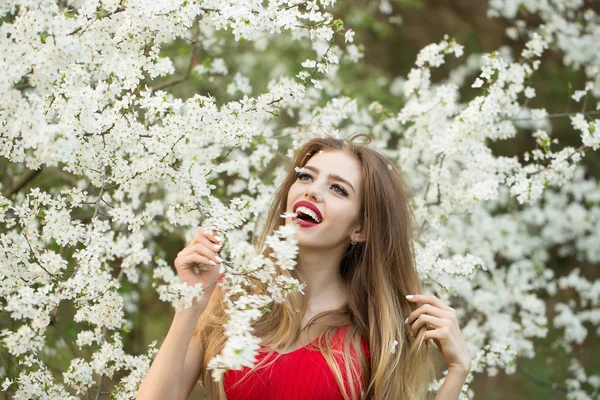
[296,244,348,314]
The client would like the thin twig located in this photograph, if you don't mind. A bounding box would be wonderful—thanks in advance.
[528,144,586,177]
[3,168,42,198]
[511,110,600,122]
[50,319,79,358]
[45,166,80,186]
[95,327,109,400]
[68,7,126,36]
[284,2,306,11]
[516,365,568,394]
[83,124,115,138]
[425,275,450,293]
[92,165,107,221]
[14,82,32,90]
[581,93,589,114]
[151,45,200,91]
[104,131,187,191]
[22,233,53,276]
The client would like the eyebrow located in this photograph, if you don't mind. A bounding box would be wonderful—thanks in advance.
[302,165,356,194]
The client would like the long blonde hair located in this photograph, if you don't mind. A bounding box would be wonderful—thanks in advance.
[194,134,435,399]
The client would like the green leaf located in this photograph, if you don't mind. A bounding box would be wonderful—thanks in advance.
[333,19,344,32]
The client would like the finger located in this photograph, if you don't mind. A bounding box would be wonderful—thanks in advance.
[410,314,447,337]
[406,303,453,325]
[422,329,445,341]
[179,253,218,268]
[190,228,206,245]
[405,294,453,312]
[198,227,222,245]
[179,243,222,265]
[189,228,220,248]
[196,234,222,253]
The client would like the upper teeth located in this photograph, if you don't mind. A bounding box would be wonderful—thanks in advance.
[295,206,322,223]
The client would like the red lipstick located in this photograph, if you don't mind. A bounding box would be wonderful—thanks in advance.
[293,201,323,221]
[291,216,320,228]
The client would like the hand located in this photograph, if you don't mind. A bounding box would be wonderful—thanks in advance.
[174,227,223,297]
[405,294,472,374]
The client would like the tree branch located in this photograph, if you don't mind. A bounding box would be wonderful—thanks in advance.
[22,233,53,277]
[93,326,110,400]
[516,365,568,394]
[68,7,126,36]
[511,110,600,122]
[92,165,108,221]
[3,168,42,198]
[50,319,79,358]
[151,45,200,91]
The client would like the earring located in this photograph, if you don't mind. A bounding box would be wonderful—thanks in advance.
[351,240,357,245]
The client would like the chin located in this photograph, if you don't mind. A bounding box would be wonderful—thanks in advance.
[295,232,326,248]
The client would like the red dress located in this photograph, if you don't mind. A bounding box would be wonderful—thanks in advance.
[223,327,370,400]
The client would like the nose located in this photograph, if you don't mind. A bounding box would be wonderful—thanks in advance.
[304,184,323,203]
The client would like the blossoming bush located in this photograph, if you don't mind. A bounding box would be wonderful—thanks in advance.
[1,0,599,398]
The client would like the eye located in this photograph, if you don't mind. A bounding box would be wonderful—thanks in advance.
[296,171,348,197]
[296,171,312,181]
[332,184,348,197]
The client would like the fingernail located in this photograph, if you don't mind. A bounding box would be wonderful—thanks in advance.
[215,235,222,242]
[216,256,223,263]
[214,244,221,250]
[405,317,409,324]
[209,260,217,266]
[406,295,414,299]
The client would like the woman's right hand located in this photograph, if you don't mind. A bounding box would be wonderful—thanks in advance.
[174,227,223,297]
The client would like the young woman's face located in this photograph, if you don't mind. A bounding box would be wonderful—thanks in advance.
[285,149,363,248]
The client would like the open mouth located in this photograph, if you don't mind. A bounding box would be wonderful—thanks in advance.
[292,204,323,228]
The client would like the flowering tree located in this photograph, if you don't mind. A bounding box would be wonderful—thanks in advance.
[1,0,599,399]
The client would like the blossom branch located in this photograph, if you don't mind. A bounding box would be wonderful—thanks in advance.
[198,2,307,16]
[423,153,446,207]
[68,7,126,36]
[22,233,53,277]
[151,45,201,91]
[2,166,79,200]
[104,132,188,191]
[527,144,586,177]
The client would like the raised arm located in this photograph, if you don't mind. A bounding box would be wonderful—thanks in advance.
[405,294,472,400]
[137,228,223,400]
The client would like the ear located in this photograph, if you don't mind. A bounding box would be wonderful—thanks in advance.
[350,226,368,243]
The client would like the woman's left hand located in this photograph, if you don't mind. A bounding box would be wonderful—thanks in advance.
[405,294,472,374]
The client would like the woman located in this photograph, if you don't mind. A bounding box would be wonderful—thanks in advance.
[137,134,472,399]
